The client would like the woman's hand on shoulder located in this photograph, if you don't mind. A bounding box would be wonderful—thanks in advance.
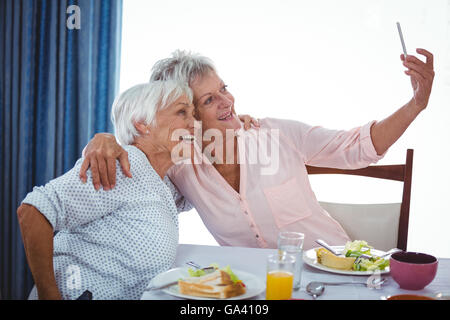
[79,133,132,190]
[238,114,260,130]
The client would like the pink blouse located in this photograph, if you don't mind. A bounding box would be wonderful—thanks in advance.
[168,118,385,250]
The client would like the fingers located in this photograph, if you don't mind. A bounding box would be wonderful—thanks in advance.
[238,114,250,130]
[400,49,434,110]
[107,158,117,188]
[401,49,434,71]
[403,61,429,80]
[78,133,131,191]
[251,117,260,128]
[81,152,130,191]
[405,68,425,83]
[401,49,435,81]
[118,151,132,178]
[416,48,434,69]
[79,153,109,190]
[79,158,90,183]
[404,55,425,67]
[244,119,260,130]
[239,114,260,130]
[97,157,111,191]
[90,157,101,191]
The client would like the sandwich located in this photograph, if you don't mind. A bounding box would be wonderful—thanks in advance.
[178,267,246,299]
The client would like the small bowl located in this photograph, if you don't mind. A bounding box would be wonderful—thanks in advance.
[390,251,438,290]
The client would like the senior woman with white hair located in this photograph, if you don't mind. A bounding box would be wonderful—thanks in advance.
[81,49,434,250]
[17,80,196,300]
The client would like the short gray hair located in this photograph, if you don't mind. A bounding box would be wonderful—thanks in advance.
[111,80,193,145]
[150,50,216,85]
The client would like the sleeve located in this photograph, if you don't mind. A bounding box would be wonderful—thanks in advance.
[164,175,193,213]
[21,158,129,231]
[266,118,387,169]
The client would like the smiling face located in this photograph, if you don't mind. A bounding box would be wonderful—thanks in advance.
[191,70,241,134]
[147,94,195,155]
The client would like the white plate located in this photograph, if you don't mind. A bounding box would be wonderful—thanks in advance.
[149,267,265,300]
[302,246,390,276]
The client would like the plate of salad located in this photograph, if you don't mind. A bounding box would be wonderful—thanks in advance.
[303,240,391,275]
[149,264,265,300]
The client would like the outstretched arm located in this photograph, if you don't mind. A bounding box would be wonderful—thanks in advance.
[370,48,434,155]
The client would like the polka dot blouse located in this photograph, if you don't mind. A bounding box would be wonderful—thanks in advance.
[22,145,191,300]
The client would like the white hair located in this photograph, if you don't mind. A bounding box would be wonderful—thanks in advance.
[150,49,216,85]
[111,80,193,146]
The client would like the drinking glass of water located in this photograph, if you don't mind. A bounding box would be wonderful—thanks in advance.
[277,231,304,290]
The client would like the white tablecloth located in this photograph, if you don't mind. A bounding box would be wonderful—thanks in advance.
[141,244,450,300]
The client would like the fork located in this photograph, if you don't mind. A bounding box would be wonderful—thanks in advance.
[320,278,388,286]
[145,262,216,291]
[186,261,216,272]
[355,248,403,263]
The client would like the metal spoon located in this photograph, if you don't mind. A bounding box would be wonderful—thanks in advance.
[317,278,387,287]
[306,278,388,299]
[306,281,325,299]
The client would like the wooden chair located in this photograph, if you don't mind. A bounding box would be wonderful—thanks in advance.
[306,149,413,251]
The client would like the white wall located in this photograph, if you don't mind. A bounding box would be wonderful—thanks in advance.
[120,0,450,257]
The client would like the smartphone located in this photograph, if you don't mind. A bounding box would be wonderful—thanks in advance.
[396,22,407,58]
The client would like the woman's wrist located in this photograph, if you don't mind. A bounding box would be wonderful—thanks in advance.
[406,97,426,115]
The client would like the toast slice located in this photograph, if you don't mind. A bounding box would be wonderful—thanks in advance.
[178,270,246,299]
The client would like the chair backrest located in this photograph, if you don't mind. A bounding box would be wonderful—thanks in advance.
[306,149,413,251]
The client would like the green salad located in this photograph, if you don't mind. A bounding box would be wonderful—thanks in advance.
[343,240,390,271]
[187,263,242,284]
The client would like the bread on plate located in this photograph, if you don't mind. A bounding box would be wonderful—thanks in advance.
[178,269,246,299]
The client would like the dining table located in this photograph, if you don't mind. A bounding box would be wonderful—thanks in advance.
[141,244,450,300]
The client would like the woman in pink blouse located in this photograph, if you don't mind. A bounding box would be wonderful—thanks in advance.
[80,49,434,249]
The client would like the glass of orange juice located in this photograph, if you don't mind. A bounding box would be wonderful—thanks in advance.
[266,253,296,300]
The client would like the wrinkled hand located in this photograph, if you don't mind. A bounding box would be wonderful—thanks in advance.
[79,133,132,190]
[401,48,435,110]
[238,114,260,130]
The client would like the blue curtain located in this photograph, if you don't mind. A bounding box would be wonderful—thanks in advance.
[0,0,123,299]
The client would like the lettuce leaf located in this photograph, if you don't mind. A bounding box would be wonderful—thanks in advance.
[344,240,389,271]
[187,268,206,277]
[354,257,390,271]
[187,263,242,283]
[344,240,372,254]
[222,265,241,283]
